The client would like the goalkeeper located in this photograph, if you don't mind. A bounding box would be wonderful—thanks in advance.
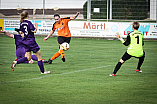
[109,22,145,76]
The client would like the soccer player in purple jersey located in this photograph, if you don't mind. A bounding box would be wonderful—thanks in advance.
[11,10,50,74]
[0,31,38,64]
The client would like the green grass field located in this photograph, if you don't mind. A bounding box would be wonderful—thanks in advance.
[0,35,157,104]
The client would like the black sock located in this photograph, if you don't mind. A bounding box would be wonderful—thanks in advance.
[137,55,145,70]
[113,62,122,74]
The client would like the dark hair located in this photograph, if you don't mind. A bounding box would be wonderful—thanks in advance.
[54,13,60,18]
[15,28,20,32]
[20,10,29,22]
[132,22,140,30]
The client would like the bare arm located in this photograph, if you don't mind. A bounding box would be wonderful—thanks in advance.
[70,12,80,20]
[0,31,14,38]
[34,23,38,33]
[43,30,55,41]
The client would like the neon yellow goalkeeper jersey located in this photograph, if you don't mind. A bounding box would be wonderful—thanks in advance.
[126,30,144,57]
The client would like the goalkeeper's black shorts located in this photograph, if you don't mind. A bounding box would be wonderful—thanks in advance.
[121,51,145,61]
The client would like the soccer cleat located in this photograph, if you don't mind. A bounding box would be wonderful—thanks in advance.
[43,60,48,63]
[136,69,142,73]
[42,59,45,63]
[42,59,48,63]
[15,58,18,61]
[48,59,52,64]
[41,71,51,74]
[62,57,65,62]
[109,74,115,76]
[29,59,34,64]
[11,61,17,71]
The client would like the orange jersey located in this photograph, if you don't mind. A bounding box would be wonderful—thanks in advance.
[52,17,71,37]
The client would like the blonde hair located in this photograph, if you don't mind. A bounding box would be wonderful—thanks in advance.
[20,10,29,23]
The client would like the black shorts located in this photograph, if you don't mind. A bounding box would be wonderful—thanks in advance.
[58,36,71,44]
[121,52,132,61]
[121,51,145,61]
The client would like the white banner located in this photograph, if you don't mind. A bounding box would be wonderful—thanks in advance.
[120,23,157,38]
[4,20,20,32]
[31,20,55,35]
[69,21,119,37]
[4,19,57,35]
[3,19,157,38]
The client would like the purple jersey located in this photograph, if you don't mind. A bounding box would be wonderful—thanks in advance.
[13,34,25,50]
[20,19,40,53]
[20,19,36,45]
[13,34,26,59]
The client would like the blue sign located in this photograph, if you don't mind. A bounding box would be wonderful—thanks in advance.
[124,24,150,36]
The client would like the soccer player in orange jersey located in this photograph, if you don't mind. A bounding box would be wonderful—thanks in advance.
[43,12,80,63]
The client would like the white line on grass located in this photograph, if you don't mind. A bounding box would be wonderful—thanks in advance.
[54,65,111,75]
[0,65,111,84]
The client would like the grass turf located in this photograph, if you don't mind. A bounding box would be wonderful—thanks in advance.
[0,35,157,104]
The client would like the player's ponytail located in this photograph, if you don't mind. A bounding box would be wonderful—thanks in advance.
[20,10,29,23]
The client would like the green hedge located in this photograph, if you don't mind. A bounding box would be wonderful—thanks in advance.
[83,0,148,20]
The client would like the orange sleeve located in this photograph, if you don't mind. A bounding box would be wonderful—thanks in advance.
[63,17,71,22]
[52,22,56,31]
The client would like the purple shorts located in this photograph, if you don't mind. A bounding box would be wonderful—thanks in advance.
[25,43,40,53]
[16,47,26,59]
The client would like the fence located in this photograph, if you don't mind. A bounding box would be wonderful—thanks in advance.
[0,0,156,22]
[83,0,156,21]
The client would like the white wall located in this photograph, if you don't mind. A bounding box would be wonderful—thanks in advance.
[0,0,87,9]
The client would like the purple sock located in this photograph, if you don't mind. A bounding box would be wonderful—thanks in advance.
[38,60,44,73]
[17,57,28,64]
[23,61,29,63]
[31,55,38,61]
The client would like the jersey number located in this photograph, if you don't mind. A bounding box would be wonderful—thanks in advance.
[23,26,28,35]
[135,36,139,44]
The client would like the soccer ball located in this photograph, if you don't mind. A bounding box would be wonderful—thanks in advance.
[60,42,69,51]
